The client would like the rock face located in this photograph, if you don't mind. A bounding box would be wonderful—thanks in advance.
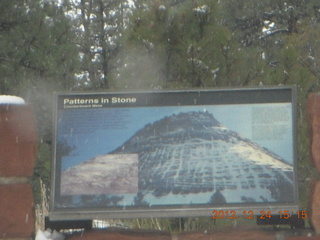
[0,104,37,177]
[0,184,35,238]
[0,102,36,238]
[61,154,138,195]
[60,111,294,207]
[309,180,320,234]
[110,111,294,204]
[308,93,320,234]
[307,93,320,171]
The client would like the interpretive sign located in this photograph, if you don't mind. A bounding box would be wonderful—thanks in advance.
[50,87,298,220]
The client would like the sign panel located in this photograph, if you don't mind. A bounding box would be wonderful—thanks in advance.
[50,87,298,220]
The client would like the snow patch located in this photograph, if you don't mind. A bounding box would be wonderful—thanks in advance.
[0,95,25,105]
[158,5,166,11]
[35,229,64,240]
[193,5,209,15]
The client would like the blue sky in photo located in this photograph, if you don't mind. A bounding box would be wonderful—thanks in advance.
[57,103,293,171]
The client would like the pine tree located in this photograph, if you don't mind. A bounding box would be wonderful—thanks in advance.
[68,0,129,89]
[0,0,79,94]
[0,0,80,201]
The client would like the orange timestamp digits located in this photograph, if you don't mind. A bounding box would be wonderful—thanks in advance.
[212,210,308,220]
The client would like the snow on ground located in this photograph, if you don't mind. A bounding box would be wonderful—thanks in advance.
[61,154,139,195]
[0,95,25,105]
[141,186,275,206]
[35,229,64,240]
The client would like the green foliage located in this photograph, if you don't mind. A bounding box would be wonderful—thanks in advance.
[68,0,129,90]
[2,0,320,230]
[115,0,320,222]
[0,0,79,93]
[120,0,238,88]
[0,0,80,203]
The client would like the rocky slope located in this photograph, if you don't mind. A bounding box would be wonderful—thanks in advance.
[61,154,138,195]
[111,111,294,204]
[60,111,294,206]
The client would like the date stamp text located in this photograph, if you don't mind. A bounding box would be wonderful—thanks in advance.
[212,210,308,220]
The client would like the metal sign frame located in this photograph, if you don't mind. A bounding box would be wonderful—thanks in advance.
[50,86,299,221]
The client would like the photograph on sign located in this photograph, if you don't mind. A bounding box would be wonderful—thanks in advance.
[50,87,298,219]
